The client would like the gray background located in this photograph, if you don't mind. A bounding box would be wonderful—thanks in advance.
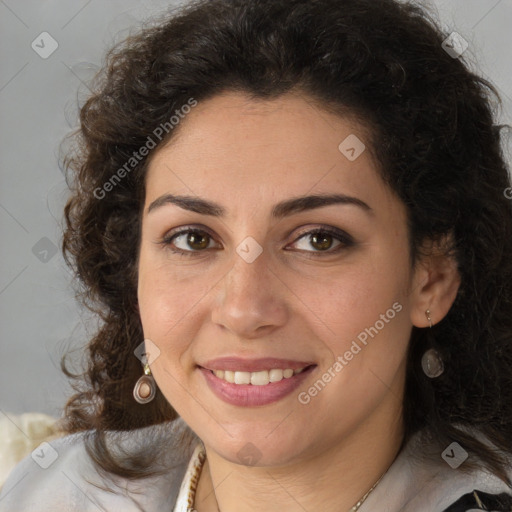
[0,0,511,419]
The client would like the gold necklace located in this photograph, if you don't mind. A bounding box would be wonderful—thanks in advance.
[349,472,386,511]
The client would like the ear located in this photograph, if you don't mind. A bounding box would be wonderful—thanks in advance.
[409,233,461,328]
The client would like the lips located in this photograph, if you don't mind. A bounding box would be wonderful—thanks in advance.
[198,363,317,406]
[196,357,317,406]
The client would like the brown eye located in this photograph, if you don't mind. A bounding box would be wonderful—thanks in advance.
[182,231,210,250]
[160,228,218,254]
[310,232,337,251]
[290,227,354,255]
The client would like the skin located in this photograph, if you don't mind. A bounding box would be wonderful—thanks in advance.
[137,91,461,512]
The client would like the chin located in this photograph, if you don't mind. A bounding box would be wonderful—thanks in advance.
[204,428,311,467]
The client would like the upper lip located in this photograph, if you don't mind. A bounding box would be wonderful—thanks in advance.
[198,357,316,372]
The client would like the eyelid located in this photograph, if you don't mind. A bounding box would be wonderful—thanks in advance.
[160,224,220,248]
[292,225,354,244]
[162,224,218,241]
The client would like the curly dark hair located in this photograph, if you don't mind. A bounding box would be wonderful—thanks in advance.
[57,0,512,486]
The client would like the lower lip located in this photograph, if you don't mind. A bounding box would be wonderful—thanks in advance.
[198,366,316,407]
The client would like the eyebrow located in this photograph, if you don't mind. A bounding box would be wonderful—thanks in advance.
[146,192,373,219]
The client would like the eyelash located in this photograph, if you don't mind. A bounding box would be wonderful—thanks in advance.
[157,225,355,258]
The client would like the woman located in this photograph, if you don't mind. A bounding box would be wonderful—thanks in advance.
[1,0,512,510]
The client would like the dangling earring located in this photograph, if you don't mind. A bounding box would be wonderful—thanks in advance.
[425,309,433,328]
[421,348,444,378]
[421,309,444,378]
[133,363,157,404]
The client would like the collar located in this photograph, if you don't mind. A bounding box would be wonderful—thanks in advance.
[172,442,206,512]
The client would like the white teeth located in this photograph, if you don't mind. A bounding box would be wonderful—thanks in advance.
[212,367,307,385]
[269,369,284,382]
[234,371,251,385]
[251,371,269,386]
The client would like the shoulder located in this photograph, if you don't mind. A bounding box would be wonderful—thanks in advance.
[420,429,512,512]
[414,455,512,512]
[0,431,103,512]
[0,418,196,512]
[362,428,512,512]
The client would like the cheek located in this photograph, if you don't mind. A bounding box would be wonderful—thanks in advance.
[138,249,205,328]
[303,282,409,419]
[136,267,196,403]
[308,256,408,334]
[305,251,411,385]
[136,253,213,375]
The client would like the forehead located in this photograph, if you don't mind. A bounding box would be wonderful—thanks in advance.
[143,91,392,215]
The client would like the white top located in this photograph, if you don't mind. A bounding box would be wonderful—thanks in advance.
[1,418,512,511]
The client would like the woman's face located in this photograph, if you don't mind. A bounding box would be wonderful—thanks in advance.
[137,91,424,466]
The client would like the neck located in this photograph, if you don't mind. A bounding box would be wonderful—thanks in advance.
[194,416,403,512]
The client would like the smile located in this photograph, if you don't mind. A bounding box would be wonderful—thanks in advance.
[198,364,317,406]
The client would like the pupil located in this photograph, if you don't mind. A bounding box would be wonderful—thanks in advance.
[189,232,208,249]
[312,233,332,250]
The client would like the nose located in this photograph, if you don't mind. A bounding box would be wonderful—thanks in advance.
[210,247,289,339]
